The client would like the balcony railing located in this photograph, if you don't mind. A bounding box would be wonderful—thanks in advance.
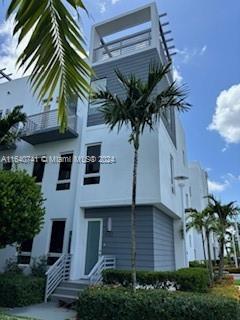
[21,109,78,145]
[93,29,152,63]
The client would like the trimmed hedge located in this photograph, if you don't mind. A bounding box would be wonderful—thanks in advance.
[224,267,240,274]
[0,274,45,307]
[77,287,240,320]
[102,268,209,292]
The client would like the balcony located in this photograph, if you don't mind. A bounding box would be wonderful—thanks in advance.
[0,143,16,151]
[21,109,78,145]
[93,29,152,63]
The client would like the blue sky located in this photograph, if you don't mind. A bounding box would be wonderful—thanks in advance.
[0,0,240,205]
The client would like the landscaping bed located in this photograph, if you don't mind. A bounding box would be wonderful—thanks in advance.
[0,274,45,308]
[102,268,209,292]
[77,287,240,320]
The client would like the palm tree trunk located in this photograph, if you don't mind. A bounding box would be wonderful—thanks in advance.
[206,230,213,284]
[201,229,207,262]
[131,146,138,291]
[218,238,225,279]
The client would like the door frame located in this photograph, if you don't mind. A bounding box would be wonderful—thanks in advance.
[83,218,103,277]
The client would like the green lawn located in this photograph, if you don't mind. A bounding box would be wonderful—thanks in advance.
[235,280,240,286]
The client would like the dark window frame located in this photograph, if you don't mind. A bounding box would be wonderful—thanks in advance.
[56,153,73,190]
[32,157,46,183]
[83,144,101,185]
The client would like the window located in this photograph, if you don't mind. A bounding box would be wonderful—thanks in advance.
[186,193,189,208]
[56,153,73,190]
[84,144,101,185]
[189,234,192,248]
[182,150,186,166]
[170,154,175,193]
[89,78,107,110]
[48,220,66,265]
[18,239,33,265]
[2,161,12,171]
[32,157,45,183]
[162,108,171,125]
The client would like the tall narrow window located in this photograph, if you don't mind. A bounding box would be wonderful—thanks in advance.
[48,220,66,265]
[18,239,33,265]
[170,154,175,194]
[32,157,45,183]
[56,153,73,190]
[84,144,101,185]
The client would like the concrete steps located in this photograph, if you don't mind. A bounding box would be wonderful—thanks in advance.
[50,279,89,303]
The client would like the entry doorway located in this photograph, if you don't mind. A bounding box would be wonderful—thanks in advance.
[84,219,102,275]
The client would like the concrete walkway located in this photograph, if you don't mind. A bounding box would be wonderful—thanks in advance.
[231,273,240,281]
[7,302,77,320]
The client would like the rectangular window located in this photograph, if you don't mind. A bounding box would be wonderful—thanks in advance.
[84,144,101,185]
[56,153,73,190]
[48,220,66,265]
[170,154,175,194]
[18,239,33,265]
[32,158,45,183]
[89,78,107,110]
[2,161,12,171]
[162,108,171,125]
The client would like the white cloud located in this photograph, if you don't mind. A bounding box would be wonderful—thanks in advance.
[176,45,207,63]
[0,16,30,82]
[99,1,107,13]
[112,0,120,3]
[208,179,229,193]
[208,83,240,144]
[200,45,207,55]
[173,66,183,84]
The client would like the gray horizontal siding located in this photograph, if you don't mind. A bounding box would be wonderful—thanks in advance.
[88,48,176,145]
[85,206,154,270]
[153,208,175,271]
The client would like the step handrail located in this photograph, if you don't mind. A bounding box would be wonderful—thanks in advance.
[44,254,71,302]
[89,255,116,285]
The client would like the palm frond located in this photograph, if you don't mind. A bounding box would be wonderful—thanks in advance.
[0,106,26,145]
[7,0,92,131]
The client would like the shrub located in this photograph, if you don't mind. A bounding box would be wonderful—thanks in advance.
[30,256,48,278]
[77,287,240,320]
[0,274,45,307]
[102,268,209,292]
[189,260,207,268]
[4,257,23,275]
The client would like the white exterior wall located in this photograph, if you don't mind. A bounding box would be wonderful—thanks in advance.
[0,77,86,271]
[0,3,206,276]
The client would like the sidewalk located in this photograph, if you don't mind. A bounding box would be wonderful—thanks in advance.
[7,302,76,320]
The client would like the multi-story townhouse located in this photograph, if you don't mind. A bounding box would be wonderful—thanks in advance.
[0,2,209,300]
[187,162,219,262]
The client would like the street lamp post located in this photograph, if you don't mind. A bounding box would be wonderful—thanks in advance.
[175,175,189,267]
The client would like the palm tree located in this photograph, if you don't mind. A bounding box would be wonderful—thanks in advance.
[0,106,26,147]
[207,195,239,279]
[186,208,215,284]
[186,209,207,262]
[5,0,92,131]
[93,63,190,290]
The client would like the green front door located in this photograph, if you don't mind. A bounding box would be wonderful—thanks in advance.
[85,220,101,275]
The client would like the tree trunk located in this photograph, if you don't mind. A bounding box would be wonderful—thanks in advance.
[206,230,213,284]
[201,229,207,262]
[131,146,138,291]
[218,238,225,279]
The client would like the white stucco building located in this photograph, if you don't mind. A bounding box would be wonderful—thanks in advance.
[0,2,213,301]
